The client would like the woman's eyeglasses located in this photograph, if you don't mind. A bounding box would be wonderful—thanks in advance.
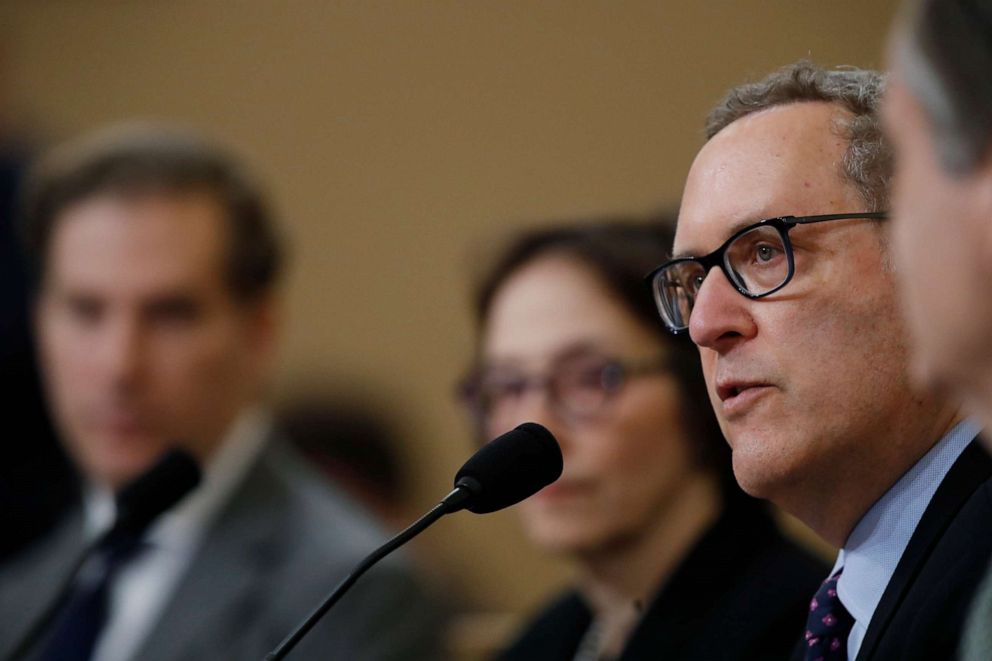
[458,352,670,435]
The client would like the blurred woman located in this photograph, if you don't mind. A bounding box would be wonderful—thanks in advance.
[459,219,827,660]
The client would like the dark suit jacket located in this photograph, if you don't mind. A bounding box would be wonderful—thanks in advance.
[788,438,992,661]
[0,437,444,661]
[498,496,828,661]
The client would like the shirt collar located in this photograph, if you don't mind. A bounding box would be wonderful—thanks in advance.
[834,418,982,625]
[83,408,272,551]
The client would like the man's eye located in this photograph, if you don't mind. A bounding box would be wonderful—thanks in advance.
[65,297,103,323]
[691,273,706,291]
[756,244,778,262]
[752,243,783,264]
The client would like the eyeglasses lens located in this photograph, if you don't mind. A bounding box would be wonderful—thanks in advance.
[723,224,790,295]
[653,262,702,332]
[654,224,792,332]
[469,357,621,435]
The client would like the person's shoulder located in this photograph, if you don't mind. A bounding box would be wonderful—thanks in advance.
[748,520,829,589]
[231,437,447,658]
[0,506,84,582]
[854,440,992,660]
[647,500,827,660]
[721,498,828,591]
[916,438,992,559]
[495,590,588,661]
[921,466,992,568]
[255,437,397,562]
[0,507,86,659]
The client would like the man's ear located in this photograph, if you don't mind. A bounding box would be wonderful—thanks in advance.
[243,291,281,376]
[973,150,992,267]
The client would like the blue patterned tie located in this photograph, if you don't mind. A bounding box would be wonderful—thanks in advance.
[38,531,145,661]
[804,569,854,661]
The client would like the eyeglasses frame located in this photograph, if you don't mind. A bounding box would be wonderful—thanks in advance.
[646,212,888,334]
[457,353,672,431]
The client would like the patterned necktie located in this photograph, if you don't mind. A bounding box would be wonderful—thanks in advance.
[38,530,145,661]
[804,569,855,661]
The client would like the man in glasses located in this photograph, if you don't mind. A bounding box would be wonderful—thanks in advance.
[882,2,992,659]
[655,61,992,661]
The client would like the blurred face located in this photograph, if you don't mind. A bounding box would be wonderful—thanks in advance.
[883,60,992,402]
[479,254,696,556]
[37,191,276,489]
[675,102,935,517]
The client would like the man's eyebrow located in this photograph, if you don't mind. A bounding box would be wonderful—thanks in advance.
[672,214,771,259]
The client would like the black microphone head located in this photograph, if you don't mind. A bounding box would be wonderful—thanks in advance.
[114,448,202,536]
[453,422,562,514]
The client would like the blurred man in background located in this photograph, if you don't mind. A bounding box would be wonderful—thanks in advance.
[651,61,992,660]
[0,123,442,661]
[883,1,992,659]
[276,392,411,529]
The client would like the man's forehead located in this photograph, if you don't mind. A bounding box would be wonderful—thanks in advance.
[673,210,779,260]
[674,102,854,256]
[45,192,229,294]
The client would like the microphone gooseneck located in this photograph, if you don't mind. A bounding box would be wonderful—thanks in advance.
[264,422,562,661]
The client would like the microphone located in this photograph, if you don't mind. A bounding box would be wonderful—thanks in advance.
[5,448,201,661]
[264,422,562,661]
[451,421,562,514]
[112,448,202,537]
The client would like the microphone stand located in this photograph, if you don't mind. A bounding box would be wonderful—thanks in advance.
[264,421,559,660]
[264,485,473,661]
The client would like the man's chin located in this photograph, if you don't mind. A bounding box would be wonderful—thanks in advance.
[83,446,169,491]
[730,467,773,499]
[729,446,793,502]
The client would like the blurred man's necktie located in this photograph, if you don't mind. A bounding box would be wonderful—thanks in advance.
[38,531,146,661]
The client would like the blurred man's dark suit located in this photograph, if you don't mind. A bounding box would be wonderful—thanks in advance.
[0,432,444,661]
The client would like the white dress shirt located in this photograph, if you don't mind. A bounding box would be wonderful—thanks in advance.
[81,409,271,661]
[832,418,981,660]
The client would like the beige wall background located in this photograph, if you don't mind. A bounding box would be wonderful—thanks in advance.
[1,0,898,622]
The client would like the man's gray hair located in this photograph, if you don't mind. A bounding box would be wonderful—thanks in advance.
[706,61,891,212]
[897,0,992,174]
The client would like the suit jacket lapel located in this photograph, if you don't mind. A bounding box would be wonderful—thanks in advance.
[856,438,992,661]
[133,444,288,661]
[0,509,85,659]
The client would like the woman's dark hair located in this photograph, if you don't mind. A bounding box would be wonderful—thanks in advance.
[470,216,733,489]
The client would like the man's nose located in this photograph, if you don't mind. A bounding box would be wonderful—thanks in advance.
[688,267,757,352]
[100,317,145,384]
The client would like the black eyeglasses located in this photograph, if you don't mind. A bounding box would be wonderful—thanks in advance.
[457,352,670,436]
[646,212,888,334]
